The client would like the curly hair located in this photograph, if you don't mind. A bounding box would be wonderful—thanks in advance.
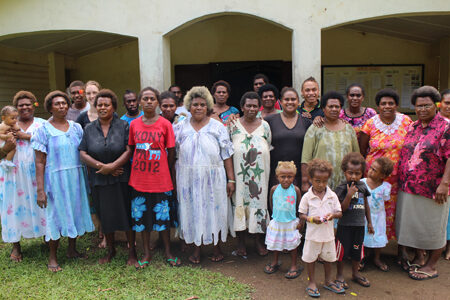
[321,91,345,108]
[94,89,118,110]
[184,86,214,111]
[307,159,333,178]
[240,91,261,108]
[341,152,366,174]
[44,90,71,113]
[373,157,394,177]
[275,161,297,176]
[258,83,280,100]
[211,80,231,95]
[12,90,38,107]
[411,85,440,105]
[375,88,399,106]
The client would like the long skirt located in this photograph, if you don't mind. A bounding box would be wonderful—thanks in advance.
[396,191,449,250]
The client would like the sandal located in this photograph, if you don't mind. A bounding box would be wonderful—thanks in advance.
[305,287,320,298]
[334,280,349,290]
[352,275,370,287]
[166,257,181,267]
[210,254,224,262]
[264,262,281,274]
[408,267,439,281]
[10,253,23,262]
[136,260,150,270]
[375,262,389,272]
[231,250,248,259]
[397,258,410,272]
[285,265,304,279]
[323,282,345,294]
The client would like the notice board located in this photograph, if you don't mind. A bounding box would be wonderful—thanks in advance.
[321,65,424,113]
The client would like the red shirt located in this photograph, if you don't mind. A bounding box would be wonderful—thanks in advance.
[128,116,175,193]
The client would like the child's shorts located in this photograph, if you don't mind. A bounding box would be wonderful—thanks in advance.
[302,240,336,263]
[336,225,365,262]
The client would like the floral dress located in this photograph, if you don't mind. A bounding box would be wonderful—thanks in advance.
[0,118,46,243]
[174,117,235,246]
[229,119,271,234]
[339,107,377,138]
[362,179,391,248]
[31,121,94,241]
[361,113,412,240]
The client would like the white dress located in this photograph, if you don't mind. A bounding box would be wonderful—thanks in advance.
[0,118,47,242]
[174,117,235,246]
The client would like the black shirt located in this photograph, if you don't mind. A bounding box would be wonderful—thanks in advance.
[265,113,312,185]
[79,115,130,186]
[335,181,370,226]
[75,111,92,129]
[297,102,324,120]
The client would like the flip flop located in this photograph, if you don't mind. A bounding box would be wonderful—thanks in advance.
[408,268,439,281]
[285,265,304,279]
[305,287,320,298]
[375,262,389,272]
[47,264,62,272]
[334,280,349,290]
[231,250,248,259]
[352,275,370,287]
[10,253,23,262]
[263,262,281,274]
[166,257,181,267]
[210,254,224,262]
[323,282,345,294]
[136,260,150,270]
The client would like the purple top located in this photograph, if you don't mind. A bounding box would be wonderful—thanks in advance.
[398,113,450,199]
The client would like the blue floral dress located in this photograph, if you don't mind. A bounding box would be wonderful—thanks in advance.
[174,117,235,246]
[31,121,94,241]
[362,178,391,248]
[0,118,47,242]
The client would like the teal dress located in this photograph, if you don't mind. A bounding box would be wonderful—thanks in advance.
[31,121,94,241]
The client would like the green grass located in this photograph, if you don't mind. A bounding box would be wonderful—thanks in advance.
[0,233,252,299]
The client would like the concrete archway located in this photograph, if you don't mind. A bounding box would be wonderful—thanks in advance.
[163,13,292,106]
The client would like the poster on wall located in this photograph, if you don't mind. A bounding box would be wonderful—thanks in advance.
[321,65,424,113]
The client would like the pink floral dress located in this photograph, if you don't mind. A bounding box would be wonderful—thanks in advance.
[340,107,377,138]
[361,113,412,240]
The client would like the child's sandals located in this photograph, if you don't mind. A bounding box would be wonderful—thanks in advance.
[263,262,281,274]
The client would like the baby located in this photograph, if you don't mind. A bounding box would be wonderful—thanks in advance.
[0,106,19,164]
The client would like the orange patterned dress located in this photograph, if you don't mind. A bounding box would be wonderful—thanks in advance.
[361,113,412,240]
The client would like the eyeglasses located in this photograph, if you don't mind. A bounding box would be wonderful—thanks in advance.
[415,104,434,110]
[348,93,362,98]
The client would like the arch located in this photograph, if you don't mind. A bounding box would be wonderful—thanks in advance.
[163,11,293,37]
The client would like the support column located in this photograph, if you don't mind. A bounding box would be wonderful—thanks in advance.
[439,37,450,90]
[137,34,165,91]
[48,52,65,91]
[291,25,322,92]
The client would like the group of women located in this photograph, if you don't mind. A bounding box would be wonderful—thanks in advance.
[0,78,448,280]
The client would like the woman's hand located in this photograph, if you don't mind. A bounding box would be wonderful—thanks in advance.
[96,162,116,175]
[226,181,235,198]
[2,136,16,153]
[37,191,47,208]
[226,114,240,126]
[435,182,449,204]
[111,168,124,177]
[15,131,31,140]
[367,223,375,234]
[312,116,324,127]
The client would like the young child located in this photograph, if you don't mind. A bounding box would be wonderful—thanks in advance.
[334,152,374,288]
[264,161,303,279]
[361,157,393,272]
[0,106,19,166]
[299,159,343,297]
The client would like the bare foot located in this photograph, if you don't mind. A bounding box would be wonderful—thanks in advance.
[10,250,23,262]
[98,236,107,249]
[188,255,200,264]
[127,250,138,267]
[47,264,62,272]
[445,246,450,260]
[99,250,116,264]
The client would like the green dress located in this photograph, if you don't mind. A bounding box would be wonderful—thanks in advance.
[301,123,359,189]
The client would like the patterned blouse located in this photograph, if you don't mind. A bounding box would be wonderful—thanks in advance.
[398,113,450,199]
[340,107,377,137]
